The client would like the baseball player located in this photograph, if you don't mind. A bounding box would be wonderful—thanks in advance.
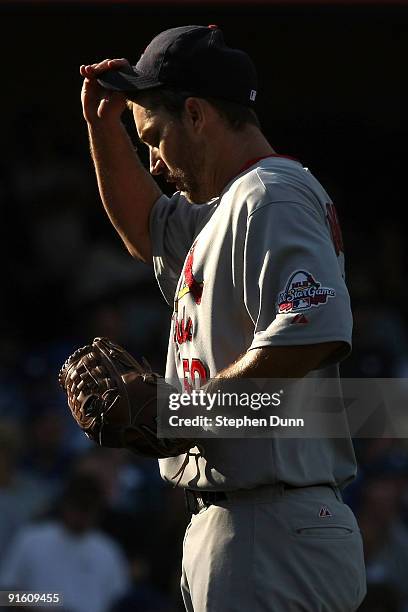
[80,25,366,612]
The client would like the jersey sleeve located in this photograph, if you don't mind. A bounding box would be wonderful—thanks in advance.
[149,192,214,305]
[243,200,352,364]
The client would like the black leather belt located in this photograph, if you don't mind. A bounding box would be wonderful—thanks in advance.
[185,483,341,515]
[185,489,227,515]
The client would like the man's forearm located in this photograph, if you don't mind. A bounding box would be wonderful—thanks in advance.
[215,342,346,380]
[88,121,162,263]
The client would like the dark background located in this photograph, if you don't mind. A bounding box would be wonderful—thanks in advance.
[0,2,407,611]
[1,2,408,348]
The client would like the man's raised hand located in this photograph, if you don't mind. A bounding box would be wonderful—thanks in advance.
[80,59,130,125]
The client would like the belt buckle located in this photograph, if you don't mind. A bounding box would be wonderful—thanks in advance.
[185,489,200,515]
[205,491,218,505]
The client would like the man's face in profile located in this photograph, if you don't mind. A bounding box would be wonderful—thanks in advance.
[133,102,207,204]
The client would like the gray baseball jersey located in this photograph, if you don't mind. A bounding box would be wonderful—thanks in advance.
[150,156,356,490]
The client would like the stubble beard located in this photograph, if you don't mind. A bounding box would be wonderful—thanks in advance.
[166,141,208,204]
[167,168,202,203]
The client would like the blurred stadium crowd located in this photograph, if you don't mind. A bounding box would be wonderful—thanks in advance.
[1,7,408,609]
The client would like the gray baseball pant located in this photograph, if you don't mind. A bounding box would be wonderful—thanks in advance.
[181,484,366,611]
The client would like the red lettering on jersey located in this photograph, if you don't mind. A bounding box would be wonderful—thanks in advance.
[174,310,193,345]
[182,358,209,391]
[326,203,344,256]
[182,359,192,392]
[191,359,208,385]
[184,243,203,305]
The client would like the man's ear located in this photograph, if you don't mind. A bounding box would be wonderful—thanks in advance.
[183,97,211,135]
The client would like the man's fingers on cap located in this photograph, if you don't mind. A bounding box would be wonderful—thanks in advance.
[82,65,97,78]
[82,62,108,77]
[92,59,115,73]
[107,58,129,66]
[81,58,129,79]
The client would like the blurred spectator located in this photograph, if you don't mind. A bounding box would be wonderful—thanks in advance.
[109,551,173,612]
[0,474,129,612]
[0,336,28,422]
[357,471,408,609]
[0,421,48,563]
[20,405,75,507]
[73,447,163,517]
[345,441,408,510]
[341,306,408,378]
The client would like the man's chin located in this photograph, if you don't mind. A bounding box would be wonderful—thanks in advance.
[177,189,196,204]
[181,190,194,203]
[178,189,208,205]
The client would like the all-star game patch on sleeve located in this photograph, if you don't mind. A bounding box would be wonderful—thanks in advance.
[243,199,352,364]
[149,192,216,305]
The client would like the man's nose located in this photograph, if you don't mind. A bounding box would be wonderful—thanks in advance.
[150,149,166,175]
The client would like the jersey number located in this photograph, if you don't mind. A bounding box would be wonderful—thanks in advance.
[182,358,208,392]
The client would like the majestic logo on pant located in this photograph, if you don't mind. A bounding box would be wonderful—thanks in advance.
[319,506,332,517]
[278,270,336,313]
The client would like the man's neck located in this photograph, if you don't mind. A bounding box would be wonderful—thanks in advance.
[209,126,276,198]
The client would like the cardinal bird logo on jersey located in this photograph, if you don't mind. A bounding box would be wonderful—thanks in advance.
[173,241,203,345]
[278,270,336,313]
[177,242,203,306]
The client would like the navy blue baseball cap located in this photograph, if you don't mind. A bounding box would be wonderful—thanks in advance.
[97,25,258,107]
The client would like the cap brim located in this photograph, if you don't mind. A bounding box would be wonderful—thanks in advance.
[97,67,163,92]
